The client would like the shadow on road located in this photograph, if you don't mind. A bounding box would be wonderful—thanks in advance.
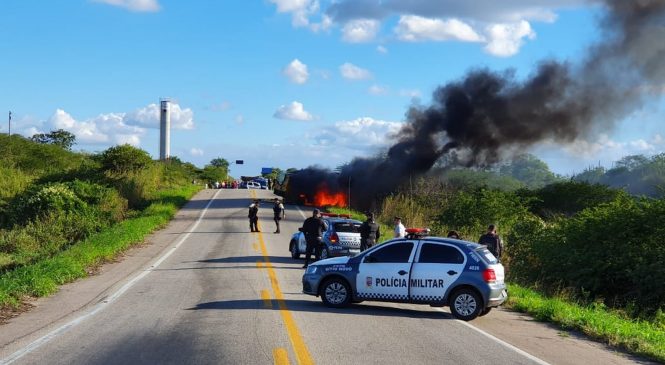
[188,299,454,320]
[195,256,297,265]
[152,265,302,271]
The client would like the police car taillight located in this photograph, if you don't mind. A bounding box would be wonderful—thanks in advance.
[330,232,339,244]
[482,268,496,283]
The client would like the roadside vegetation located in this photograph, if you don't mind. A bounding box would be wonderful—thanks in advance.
[0,133,231,310]
[327,153,665,362]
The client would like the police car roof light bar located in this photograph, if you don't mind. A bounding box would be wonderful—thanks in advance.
[405,228,430,239]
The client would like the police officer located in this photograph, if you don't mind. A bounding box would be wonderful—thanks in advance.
[302,208,325,268]
[248,200,259,232]
[479,224,503,260]
[360,212,380,251]
[272,198,285,234]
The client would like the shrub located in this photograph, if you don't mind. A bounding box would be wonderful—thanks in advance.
[508,195,665,316]
[8,183,87,226]
[98,144,153,174]
[65,180,127,223]
[437,188,531,240]
[106,164,163,209]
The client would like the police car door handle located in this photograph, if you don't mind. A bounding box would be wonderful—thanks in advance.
[398,270,408,276]
[447,270,457,275]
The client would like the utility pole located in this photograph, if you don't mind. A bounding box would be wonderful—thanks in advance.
[8,111,11,136]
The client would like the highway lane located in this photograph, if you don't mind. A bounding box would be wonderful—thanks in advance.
[0,189,651,365]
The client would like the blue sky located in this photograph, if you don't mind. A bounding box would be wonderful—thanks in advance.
[1,0,663,177]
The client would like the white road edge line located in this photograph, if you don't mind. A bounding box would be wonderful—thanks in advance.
[0,189,222,365]
[435,308,551,365]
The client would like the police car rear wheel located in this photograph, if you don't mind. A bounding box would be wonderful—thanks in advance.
[290,240,300,259]
[321,278,351,308]
[450,288,482,321]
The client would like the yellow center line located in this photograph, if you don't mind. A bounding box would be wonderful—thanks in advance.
[261,289,272,308]
[273,348,290,365]
[251,190,314,365]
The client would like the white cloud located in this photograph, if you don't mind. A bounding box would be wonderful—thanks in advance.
[18,102,196,149]
[339,62,372,80]
[124,103,195,130]
[235,114,245,125]
[93,0,160,12]
[46,109,145,145]
[273,101,314,121]
[369,85,389,95]
[313,117,402,150]
[190,147,204,156]
[342,19,380,43]
[399,89,422,98]
[283,59,309,84]
[376,45,388,54]
[270,0,320,27]
[310,14,333,32]
[395,15,483,42]
[484,20,536,57]
[563,134,660,159]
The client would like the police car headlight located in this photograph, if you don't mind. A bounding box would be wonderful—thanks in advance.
[305,266,318,274]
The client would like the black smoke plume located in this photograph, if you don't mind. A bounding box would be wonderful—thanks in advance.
[288,0,665,210]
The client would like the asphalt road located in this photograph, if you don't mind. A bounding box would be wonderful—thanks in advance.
[0,189,653,365]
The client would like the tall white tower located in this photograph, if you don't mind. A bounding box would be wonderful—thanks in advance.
[159,98,171,160]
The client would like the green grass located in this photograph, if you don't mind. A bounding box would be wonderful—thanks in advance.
[0,184,201,308]
[505,283,665,363]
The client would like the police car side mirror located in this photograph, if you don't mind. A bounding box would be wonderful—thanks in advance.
[298,227,304,232]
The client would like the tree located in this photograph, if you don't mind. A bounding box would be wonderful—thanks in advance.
[30,129,76,150]
[499,154,559,189]
[262,167,283,181]
[99,144,153,173]
[210,158,229,170]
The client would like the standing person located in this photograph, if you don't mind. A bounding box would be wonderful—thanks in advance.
[302,209,325,268]
[360,212,380,251]
[272,198,285,234]
[479,224,503,260]
[393,216,406,238]
[248,200,260,232]
[447,230,461,239]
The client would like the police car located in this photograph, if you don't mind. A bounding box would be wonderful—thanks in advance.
[301,229,507,321]
[289,213,362,260]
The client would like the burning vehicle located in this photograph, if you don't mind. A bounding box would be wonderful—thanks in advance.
[274,168,348,208]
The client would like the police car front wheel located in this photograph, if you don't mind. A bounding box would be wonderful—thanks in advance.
[320,278,351,308]
[450,288,482,321]
[290,240,300,259]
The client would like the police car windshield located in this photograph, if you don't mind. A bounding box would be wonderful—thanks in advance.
[476,248,498,265]
[333,222,361,233]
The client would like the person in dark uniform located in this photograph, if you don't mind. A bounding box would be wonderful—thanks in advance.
[248,200,259,232]
[360,212,380,251]
[479,224,503,260]
[272,198,285,234]
[301,208,325,268]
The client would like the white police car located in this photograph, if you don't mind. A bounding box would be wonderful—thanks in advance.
[301,229,507,321]
[289,213,362,260]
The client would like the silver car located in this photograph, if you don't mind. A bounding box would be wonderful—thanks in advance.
[289,214,362,260]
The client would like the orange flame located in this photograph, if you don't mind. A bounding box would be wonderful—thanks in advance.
[313,184,348,207]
